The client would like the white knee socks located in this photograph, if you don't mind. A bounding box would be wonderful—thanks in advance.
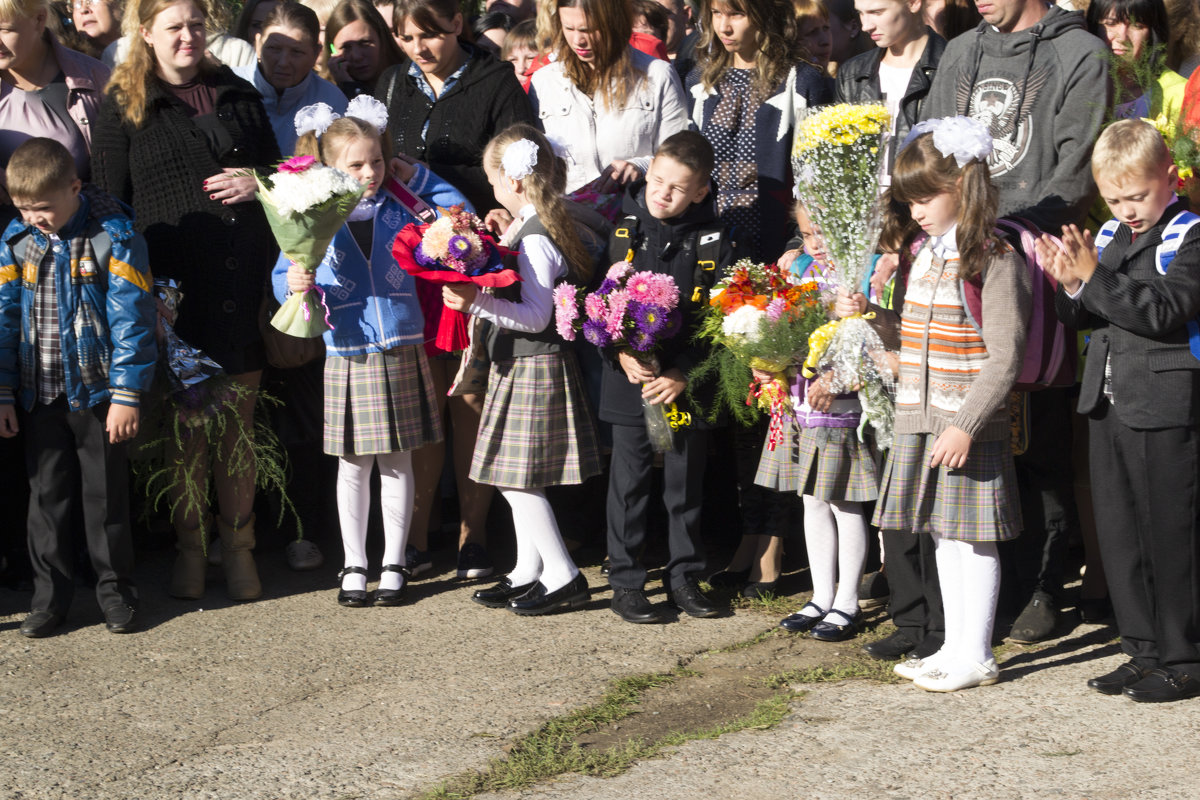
[801,496,868,619]
[499,487,578,592]
[337,452,415,592]
[933,534,1000,667]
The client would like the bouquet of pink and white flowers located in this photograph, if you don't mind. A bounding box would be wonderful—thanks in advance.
[555,262,687,451]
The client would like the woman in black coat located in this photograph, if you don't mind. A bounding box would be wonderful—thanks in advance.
[92,0,281,604]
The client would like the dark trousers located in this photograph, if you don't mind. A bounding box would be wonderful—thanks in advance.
[1089,401,1200,677]
[1004,388,1076,604]
[25,399,136,614]
[882,528,944,645]
[606,423,707,590]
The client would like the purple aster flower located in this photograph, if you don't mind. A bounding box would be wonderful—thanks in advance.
[627,327,655,352]
[413,243,438,267]
[597,278,619,295]
[629,302,667,336]
[582,319,612,348]
[661,308,682,340]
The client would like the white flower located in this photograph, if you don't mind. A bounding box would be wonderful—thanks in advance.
[267,163,362,216]
[722,304,766,341]
[295,102,338,138]
[502,138,539,180]
[903,116,993,167]
[346,95,389,133]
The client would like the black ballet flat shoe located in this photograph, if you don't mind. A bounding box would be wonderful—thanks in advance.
[780,602,826,633]
[706,568,750,589]
[337,566,371,608]
[472,577,536,608]
[809,609,861,642]
[508,573,590,616]
[373,564,410,607]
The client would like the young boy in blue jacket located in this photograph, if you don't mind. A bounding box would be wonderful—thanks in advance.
[1038,119,1200,703]
[0,138,157,638]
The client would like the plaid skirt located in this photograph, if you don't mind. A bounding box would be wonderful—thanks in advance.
[323,346,443,457]
[470,352,603,489]
[872,432,1022,542]
[755,420,879,502]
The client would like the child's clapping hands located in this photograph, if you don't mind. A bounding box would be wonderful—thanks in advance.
[1034,225,1098,294]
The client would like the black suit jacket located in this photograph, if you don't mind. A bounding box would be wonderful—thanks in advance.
[1055,201,1200,430]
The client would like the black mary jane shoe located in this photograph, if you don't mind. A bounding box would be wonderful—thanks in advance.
[809,608,861,642]
[373,564,410,607]
[780,602,826,633]
[337,566,371,608]
[473,577,537,608]
[508,573,590,616]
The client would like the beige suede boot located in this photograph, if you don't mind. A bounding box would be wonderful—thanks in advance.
[219,514,262,601]
[170,517,209,600]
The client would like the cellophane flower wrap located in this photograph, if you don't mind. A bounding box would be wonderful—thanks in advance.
[392,207,519,352]
[792,102,897,448]
[691,258,825,441]
[256,155,364,338]
[554,261,688,452]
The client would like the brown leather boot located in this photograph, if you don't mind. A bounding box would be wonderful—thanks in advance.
[170,517,209,600]
[219,513,262,601]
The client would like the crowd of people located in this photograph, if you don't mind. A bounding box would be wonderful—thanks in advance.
[2,0,1200,705]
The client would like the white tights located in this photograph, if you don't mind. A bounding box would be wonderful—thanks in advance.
[801,496,868,619]
[933,534,1000,667]
[337,451,414,592]
[500,487,579,593]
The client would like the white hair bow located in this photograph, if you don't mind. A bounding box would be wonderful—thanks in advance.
[902,116,993,167]
[294,96,390,138]
[502,138,540,181]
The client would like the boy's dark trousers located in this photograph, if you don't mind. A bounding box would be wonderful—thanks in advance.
[606,423,707,591]
[882,528,944,648]
[24,398,137,615]
[1088,399,1200,678]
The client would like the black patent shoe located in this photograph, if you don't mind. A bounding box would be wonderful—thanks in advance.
[669,580,721,618]
[509,572,590,615]
[472,576,536,608]
[1123,668,1200,703]
[1087,660,1147,695]
[809,608,860,642]
[780,602,826,633]
[611,587,666,624]
[337,566,371,608]
[373,564,410,607]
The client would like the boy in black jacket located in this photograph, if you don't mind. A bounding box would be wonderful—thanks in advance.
[602,132,736,624]
[1037,119,1200,703]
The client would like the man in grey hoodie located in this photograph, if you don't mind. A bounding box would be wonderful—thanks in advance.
[921,0,1110,645]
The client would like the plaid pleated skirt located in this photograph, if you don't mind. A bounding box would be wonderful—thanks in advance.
[323,346,443,457]
[755,420,879,502]
[872,432,1022,542]
[470,352,603,489]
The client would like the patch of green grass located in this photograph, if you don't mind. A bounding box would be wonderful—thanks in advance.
[414,674,798,800]
[731,591,797,617]
[764,657,901,688]
[707,627,781,653]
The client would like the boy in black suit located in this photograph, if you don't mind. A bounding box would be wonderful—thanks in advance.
[602,131,735,623]
[1037,119,1200,702]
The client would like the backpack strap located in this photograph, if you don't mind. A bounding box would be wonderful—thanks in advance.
[1094,218,1121,260]
[691,225,722,303]
[1153,210,1200,360]
[383,177,437,224]
[609,214,641,265]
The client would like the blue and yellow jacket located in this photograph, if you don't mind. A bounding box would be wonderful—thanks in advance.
[0,187,157,411]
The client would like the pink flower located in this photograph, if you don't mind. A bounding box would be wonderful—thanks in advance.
[279,155,316,174]
[605,290,629,339]
[553,284,578,320]
[626,271,679,310]
[584,292,607,321]
[765,297,787,321]
[606,261,632,282]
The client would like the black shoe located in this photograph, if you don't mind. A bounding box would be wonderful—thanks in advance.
[1009,590,1058,643]
[780,602,826,633]
[1077,596,1112,624]
[706,568,750,589]
[373,564,409,607]
[472,577,537,608]
[858,570,890,609]
[336,567,370,608]
[600,556,611,576]
[1087,661,1147,695]
[912,635,944,659]
[509,573,589,615]
[741,581,778,600]
[1123,668,1200,703]
[20,610,64,638]
[103,604,138,634]
[810,608,860,642]
[863,630,917,660]
[669,580,721,618]
[611,587,666,624]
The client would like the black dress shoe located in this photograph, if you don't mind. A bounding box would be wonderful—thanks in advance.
[509,573,589,615]
[373,564,409,607]
[669,580,721,618]
[20,610,64,638]
[611,587,666,624]
[912,635,944,659]
[103,604,138,634]
[337,567,371,608]
[706,568,750,589]
[473,577,537,608]
[780,602,826,633]
[1087,661,1147,695]
[810,609,860,642]
[1123,668,1200,703]
[863,630,917,660]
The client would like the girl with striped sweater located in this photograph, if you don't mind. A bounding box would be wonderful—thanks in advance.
[841,118,1031,691]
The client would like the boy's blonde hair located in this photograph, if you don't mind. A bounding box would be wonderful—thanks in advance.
[0,0,47,21]
[501,18,537,60]
[7,138,78,202]
[1092,119,1173,185]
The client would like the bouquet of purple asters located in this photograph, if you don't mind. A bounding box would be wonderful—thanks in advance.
[554,261,689,451]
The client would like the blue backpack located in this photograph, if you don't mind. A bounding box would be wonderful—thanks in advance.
[1095,210,1200,360]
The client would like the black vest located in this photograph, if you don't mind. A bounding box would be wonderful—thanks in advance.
[484,215,569,361]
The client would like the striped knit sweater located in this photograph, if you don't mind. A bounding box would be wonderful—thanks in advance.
[891,236,1031,442]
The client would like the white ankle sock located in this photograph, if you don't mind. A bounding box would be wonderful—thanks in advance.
[500,488,578,592]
